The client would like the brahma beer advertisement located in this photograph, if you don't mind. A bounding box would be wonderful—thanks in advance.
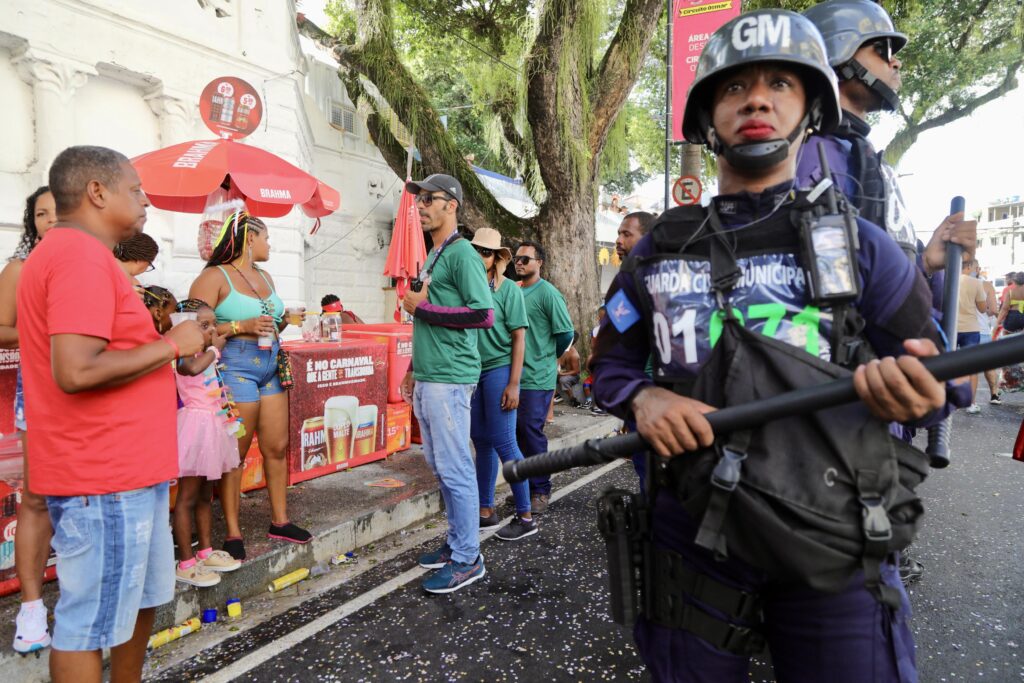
[285,340,389,485]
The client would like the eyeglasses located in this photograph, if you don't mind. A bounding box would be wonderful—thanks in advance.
[144,263,156,273]
[415,193,451,207]
[474,246,495,258]
[513,255,539,265]
[871,38,893,63]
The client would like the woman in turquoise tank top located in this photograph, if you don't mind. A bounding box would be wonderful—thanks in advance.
[190,212,310,559]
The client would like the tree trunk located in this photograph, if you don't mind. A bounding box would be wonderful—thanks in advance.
[537,190,601,361]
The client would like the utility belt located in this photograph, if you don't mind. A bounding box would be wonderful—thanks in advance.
[597,486,766,656]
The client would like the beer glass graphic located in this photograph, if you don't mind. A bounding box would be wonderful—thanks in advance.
[352,405,379,458]
[324,396,359,464]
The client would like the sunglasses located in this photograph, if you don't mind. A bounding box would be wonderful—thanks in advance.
[513,255,539,265]
[474,246,495,258]
[871,38,893,63]
[415,193,452,207]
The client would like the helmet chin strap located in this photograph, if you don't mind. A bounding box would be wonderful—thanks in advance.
[838,58,900,112]
[710,112,811,172]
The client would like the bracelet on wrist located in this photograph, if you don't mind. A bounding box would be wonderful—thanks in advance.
[230,321,240,336]
[206,345,221,361]
[164,337,181,360]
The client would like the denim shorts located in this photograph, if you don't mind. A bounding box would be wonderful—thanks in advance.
[13,366,25,431]
[46,482,174,651]
[956,331,981,349]
[220,338,284,403]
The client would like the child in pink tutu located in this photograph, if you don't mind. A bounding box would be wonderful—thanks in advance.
[172,299,246,587]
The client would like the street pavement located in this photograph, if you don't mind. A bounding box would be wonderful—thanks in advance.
[146,393,1024,682]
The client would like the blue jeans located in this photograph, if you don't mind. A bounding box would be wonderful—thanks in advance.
[956,331,981,349]
[471,365,530,515]
[46,482,174,651]
[516,388,554,496]
[414,381,479,564]
[220,338,284,403]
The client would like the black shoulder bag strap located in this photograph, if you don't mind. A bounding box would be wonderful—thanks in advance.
[691,206,753,561]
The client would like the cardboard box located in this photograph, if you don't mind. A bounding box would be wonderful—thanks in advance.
[284,339,389,484]
[343,324,412,404]
[385,402,412,454]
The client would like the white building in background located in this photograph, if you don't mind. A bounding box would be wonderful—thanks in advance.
[0,0,401,320]
[975,196,1024,280]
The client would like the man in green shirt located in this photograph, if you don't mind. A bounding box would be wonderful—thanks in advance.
[513,240,574,512]
[399,174,493,594]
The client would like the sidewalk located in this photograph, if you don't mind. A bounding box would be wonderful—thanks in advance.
[0,404,621,681]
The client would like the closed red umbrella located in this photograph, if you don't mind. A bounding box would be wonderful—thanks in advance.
[131,139,340,219]
[384,181,426,320]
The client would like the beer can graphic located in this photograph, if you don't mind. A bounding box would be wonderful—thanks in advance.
[324,396,359,464]
[352,405,379,458]
[300,417,327,471]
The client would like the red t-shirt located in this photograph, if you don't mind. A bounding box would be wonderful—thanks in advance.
[17,228,177,496]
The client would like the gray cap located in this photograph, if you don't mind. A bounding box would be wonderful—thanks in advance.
[803,0,907,68]
[682,9,841,145]
[406,174,463,205]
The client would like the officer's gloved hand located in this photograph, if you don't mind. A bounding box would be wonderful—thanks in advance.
[630,386,715,457]
[923,212,977,274]
[852,338,946,422]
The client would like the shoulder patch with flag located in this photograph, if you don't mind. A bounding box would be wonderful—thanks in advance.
[607,289,640,333]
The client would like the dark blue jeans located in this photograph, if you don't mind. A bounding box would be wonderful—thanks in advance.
[516,388,554,496]
[634,492,917,683]
[471,365,531,515]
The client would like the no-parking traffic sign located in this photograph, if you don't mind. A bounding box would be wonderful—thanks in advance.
[672,175,702,206]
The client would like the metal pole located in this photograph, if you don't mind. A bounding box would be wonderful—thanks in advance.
[664,0,673,210]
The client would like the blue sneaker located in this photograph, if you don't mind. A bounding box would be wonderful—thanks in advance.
[422,555,486,594]
[418,542,452,569]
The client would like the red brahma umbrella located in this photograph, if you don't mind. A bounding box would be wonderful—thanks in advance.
[131,139,340,219]
[383,180,427,320]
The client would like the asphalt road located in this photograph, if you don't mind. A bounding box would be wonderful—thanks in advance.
[148,394,1024,682]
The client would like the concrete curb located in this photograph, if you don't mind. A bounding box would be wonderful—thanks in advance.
[1,415,621,681]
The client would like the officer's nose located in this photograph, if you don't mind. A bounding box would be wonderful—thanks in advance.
[741,80,773,113]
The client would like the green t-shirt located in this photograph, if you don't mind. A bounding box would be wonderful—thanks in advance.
[477,278,529,372]
[412,238,493,384]
[520,278,573,390]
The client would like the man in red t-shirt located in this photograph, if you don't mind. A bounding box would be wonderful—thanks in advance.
[17,146,203,683]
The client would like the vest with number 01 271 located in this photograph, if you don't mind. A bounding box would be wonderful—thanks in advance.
[625,202,849,386]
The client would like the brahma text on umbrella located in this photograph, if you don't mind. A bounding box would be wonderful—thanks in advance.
[172,141,219,168]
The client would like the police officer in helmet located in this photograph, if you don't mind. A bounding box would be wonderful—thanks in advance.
[798,0,975,274]
[591,9,967,682]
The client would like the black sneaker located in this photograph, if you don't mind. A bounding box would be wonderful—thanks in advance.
[497,516,538,541]
[553,394,564,404]
[480,511,500,528]
[268,522,313,544]
[590,405,606,415]
[990,393,1003,405]
[223,537,246,561]
[899,554,924,585]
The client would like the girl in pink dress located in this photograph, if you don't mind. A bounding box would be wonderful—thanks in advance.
[173,299,246,586]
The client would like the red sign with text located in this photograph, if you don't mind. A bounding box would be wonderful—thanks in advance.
[284,340,389,485]
[671,0,743,141]
[199,77,264,140]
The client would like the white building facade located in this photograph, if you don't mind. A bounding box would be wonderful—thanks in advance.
[975,196,1024,280]
[0,0,401,320]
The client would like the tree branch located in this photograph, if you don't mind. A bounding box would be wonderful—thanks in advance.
[588,0,663,157]
[885,60,1022,165]
[297,7,528,239]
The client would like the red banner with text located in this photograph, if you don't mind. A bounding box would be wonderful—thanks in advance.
[671,0,742,141]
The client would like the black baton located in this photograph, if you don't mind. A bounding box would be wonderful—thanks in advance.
[925,196,965,468]
[503,333,1024,483]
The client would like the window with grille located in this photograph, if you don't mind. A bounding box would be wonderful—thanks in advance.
[330,102,357,134]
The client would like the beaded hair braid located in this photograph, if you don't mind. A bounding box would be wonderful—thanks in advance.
[142,285,173,310]
[205,210,266,269]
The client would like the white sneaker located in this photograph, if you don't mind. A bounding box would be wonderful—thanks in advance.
[13,602,51,654]
[200,549,242,573]
[176,561,222,587]
[966,403,981,414]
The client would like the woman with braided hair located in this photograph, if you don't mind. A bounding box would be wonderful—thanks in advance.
[115,231,159,296]
[189,211,310,559]
[0,186,57,654]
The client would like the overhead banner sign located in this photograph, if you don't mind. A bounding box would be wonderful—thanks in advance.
[671,0,742,142]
